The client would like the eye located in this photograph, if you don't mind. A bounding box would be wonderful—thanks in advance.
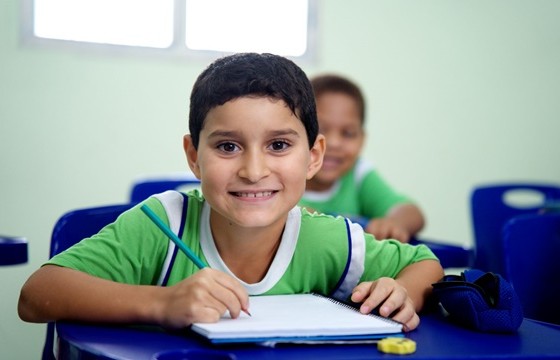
[217,142,239,153]
[269,140,290,152]
[342,129,359,139]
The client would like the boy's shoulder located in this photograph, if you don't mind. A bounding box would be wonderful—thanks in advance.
[352,158,376,184]
[299,207,342,224]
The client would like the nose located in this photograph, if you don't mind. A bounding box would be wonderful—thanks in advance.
[324,131,342,150]
[238,149,271,183]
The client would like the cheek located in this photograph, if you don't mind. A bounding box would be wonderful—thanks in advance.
[198,167,226,206]
[196,156,226,185]
[347,141,363,156]
[286,155,314,183]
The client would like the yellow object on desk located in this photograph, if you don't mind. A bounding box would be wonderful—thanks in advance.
[377,337,416,355]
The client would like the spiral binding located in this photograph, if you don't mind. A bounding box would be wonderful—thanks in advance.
[311,293,402,326]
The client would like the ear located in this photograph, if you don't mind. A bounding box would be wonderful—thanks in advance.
[306,134,326,180]
[183,135,202,179]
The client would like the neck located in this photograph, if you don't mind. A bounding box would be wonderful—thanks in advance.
[306,178,335,192]
[209,213,286,284]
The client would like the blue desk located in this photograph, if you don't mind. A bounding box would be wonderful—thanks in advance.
[0,235,28,265]
[55,312,560,359]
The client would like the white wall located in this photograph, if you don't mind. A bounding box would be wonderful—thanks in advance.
[1,1,559,357]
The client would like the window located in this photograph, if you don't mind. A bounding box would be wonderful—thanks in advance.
[21,0,317,61]
[33,0,175,48]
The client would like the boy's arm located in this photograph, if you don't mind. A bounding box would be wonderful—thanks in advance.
[18,265,163,324]
[366,203,425,243]
[394,259,443,311]
[18,265,249,328]
[386,203,425,237]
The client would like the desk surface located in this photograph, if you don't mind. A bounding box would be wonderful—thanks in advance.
[56,312,560,360]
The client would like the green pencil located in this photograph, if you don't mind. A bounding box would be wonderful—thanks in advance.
[141,204,207,269]
[141,203,251,316]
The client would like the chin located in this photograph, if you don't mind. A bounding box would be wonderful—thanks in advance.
[226,212,268,225]
[314,175,339,187]
[319,165,341,174]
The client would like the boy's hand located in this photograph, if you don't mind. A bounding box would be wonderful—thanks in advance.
[366,218,411,243]
[157,268,249,329]
[351,278,419,332]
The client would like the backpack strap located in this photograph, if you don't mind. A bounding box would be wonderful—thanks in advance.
[152,190,189,286]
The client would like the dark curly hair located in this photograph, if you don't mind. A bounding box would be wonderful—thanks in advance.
[310,74,366,125]
[189,53,318,149]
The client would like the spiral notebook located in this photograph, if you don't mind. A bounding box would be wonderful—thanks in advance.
[190,293,403,344]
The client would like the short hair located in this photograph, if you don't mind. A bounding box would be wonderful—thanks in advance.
[310,74,366,125]
[189,53,318,149]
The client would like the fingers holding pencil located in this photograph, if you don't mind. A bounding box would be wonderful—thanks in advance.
[213,269,252,317]
[158,268,250,328]
[140,205,251,325]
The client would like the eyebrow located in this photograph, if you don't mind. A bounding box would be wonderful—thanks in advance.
[207,128,301,139]
[268,129,301,138]
[207,130,239,140]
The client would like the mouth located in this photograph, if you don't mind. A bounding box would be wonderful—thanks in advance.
[321,156,343,169]
[231,191,276,198]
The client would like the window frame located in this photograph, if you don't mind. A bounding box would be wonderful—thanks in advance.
[19,0,318,64]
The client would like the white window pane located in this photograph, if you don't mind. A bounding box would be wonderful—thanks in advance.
[34,0,174,48]
[185,0,308,56]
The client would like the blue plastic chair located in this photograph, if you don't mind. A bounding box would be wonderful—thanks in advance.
[130,173,200,203]
[502,212,560,325]
[43,203,133,360]
[470,183,560,277]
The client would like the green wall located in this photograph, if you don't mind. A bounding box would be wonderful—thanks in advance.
[1,1,559,357]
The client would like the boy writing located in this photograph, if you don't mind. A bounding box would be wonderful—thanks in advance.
[19,53,443,332]
[300,74,425,243]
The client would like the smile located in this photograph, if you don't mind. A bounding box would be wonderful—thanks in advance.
[323,155,343,164]
[232,191,275,198]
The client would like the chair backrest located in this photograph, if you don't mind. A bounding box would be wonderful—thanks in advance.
[49,203,134,257]
[129,173,200,203]
[470,183,560,276]
[502,212,560,324]
[43,203,133,360]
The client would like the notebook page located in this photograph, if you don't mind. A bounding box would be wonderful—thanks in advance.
[191,294,402,340]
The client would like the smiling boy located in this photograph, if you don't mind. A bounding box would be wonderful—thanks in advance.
[19,53,443,332]
[301,74,425,243]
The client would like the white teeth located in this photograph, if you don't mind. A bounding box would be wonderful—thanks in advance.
[236,191,273,198]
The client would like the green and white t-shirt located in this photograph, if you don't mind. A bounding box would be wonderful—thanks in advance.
[47,189,437,300]
[300,158,411,220]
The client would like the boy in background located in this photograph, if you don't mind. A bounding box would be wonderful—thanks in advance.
[300,74,425,243]
[19,53,443,332]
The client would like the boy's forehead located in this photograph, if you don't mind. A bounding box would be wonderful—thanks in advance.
[201,97,305,134]
[205,97,293,121]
